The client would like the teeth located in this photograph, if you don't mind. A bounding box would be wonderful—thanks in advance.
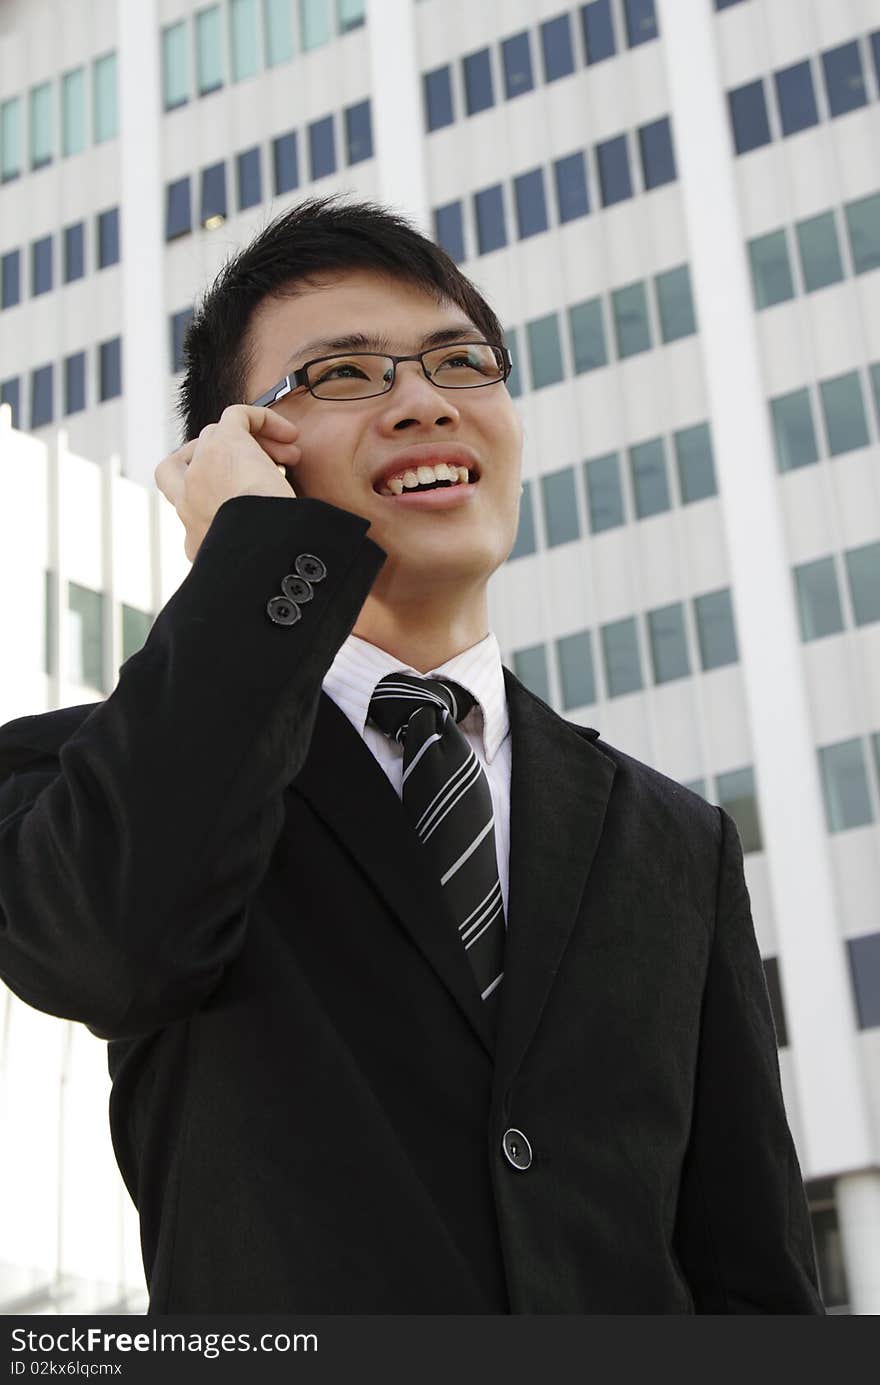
[377,460,475,494]
[456,466,469,483]
[388,476,404,494]
[417,466,435,484]
[402,470,419,488]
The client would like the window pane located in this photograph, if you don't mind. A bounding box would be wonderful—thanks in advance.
[655,264,696,341]
[694,588,738,669]
[848,932,880,1030]
[433,201,465,263]
[1,377,20,427]
[165,176,192,239]
[569,297,607,374]
[748,229,794,308]
[845,542,880,627]
[31,236,52,296]
[674,422,717,503]
[541,467,580,547]
[819,739,872,831]
[99,337,122,401]
[196,7,224,94]
[819,372,869,456]
[463,48,494,115]
[162,22,189,109]
[629,437,670,518]
[337,0,365,34]
[871,362,880,429]
[301,0,331,50]
[762,955,789,1047]
[345,100,372,164]
[237,146,262,209]
[1,250,20,308]
[1,97,22,180]
[513,644,551,702]
[29,82,52,168]
[770,389,818,472]
[623,0,658,47]
[474,184,506,255]
[556,631,596,709]
[585,452,624,532]
[501,31,533,100]
[844,192,880,275]
[200,162,227,224]
[62,68,86,155]
[596,134,632,206]
[504,325,522,398]
[581,1,615,64]
[230,0,260,81]
[716,766,763,853]
[794,556,844,640]
[540,14,574,82]
[97,207,119,267]
[170,306,194,374]
[272,131,298,194]
[638,116,676,190]
[601,617,643,697]
[612,280,651,357]
[263,0,293,64]
[63,224,84,283]
[67,582,105,691]
[93,52,118,141]
[424,67,453,132]
[821,40,867,118]
[30,363,54,427]
[873,29,880,91]
[514,168,547,239]
[526,313,564,390]
[122,605,153,664]
[508,478,536,559]
[308,114,336,179]
[774,60,819,136]
[554,151,589,223]
[796,212,843,291]
[728,79,771,154]
[63,351,86,415]
[647,603,689,683]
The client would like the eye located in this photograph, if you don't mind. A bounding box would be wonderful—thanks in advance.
[314,360,369,383]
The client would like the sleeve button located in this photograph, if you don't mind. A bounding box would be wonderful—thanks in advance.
[281,574,313,603]
[294,554,327,582]
[267,595,302,625]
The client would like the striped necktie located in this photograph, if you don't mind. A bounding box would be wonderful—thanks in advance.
[367,673,505,1025]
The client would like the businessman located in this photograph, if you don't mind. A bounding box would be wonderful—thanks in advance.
[0,193,824,1313]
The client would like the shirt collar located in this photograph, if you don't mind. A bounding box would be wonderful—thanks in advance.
[323,630,510,762]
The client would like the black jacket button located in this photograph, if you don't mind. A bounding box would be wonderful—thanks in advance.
[295,554,326,582]
[266,595,302,625]
[501,1128,533,1170]
[281,574,313,603]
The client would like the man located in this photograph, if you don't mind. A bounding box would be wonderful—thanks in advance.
[0,194,824,1314]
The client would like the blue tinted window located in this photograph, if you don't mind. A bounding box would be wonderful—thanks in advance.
[596,134,632,206]
[794,557,844,641]
[345,100,372,164]
[638,116,676,189]
[63,351,86,415]
[569,298,606,373]
[623,0,658,47]
[845,192,880,274]
[512,644,551,703]
[63,223,85,282]
[474,184,506,255]
[99,337,122,400]
[819,372,869,456]
[165,176,191,239]
[502,31,533,99]
[424,66,453,131]
[170,306,193,373]
[97,207,119,266]
[821,41,867,117]
[200,162,227,224]
[434,201,465,263]
[796,212,843,292]
[308,115,336,179]
[554,151,589,222]
[601,617,643,697]
[1,249,20,308]
[32,236,52,295]
[716,767,763,854]
[748,230,794,308]
[514,168,548,239]
[694,588,739,669]
[648,603,689,683]
[273,131,298,194]
[674,422,717,503]
[771,389,818,472]
[540,14,574,82]
[504,325,522,398]
[728,79,771,154]
[774,60,818,136]
[585,452,624,531]
[556,631,596,710]
[611,280,651,357]
[655,265,696,341]
[629,437,670,518]
[581,1,615,65]
[541,468,580,547]
[846,542,880,627]
[848,931,880,1029]
[819,739,872,832]
[30,363,54,427]
[0,377,20,427]
[463,48,494,115]
[508,479,536,559]
[526,313,564,389]
[236,146,262,209]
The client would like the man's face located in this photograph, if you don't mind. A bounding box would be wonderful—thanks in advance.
[243,269,524,589]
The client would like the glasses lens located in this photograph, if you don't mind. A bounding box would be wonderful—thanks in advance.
[307,344,505,399]
[423,342,504,386]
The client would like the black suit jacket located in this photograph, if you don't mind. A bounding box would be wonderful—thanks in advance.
[0,495,824,1314]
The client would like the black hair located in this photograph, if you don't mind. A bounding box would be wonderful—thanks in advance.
[175,192,508,445]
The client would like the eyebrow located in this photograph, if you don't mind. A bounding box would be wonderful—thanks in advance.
[283,323,485,371]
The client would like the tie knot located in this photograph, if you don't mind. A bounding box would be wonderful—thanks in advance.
[368,673,477,744]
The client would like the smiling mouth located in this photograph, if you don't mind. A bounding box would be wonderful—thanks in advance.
[374,464,478,496]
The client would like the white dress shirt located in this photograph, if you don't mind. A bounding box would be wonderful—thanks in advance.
[322,631,512,924]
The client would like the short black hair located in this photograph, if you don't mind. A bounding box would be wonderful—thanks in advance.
[175,192,508,445]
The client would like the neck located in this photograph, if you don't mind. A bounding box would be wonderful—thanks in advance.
[351,583,490,674]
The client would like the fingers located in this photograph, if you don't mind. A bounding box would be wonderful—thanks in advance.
[218,402,299,442]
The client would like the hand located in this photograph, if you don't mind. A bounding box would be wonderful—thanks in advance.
[154,404,302,563]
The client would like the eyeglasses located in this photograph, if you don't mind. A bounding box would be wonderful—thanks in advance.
[249,340,513,407]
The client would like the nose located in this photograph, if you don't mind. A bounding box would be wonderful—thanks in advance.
[378,359,462,431]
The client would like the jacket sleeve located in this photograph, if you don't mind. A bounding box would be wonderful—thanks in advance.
[673,806,826,1313]
[0,494,386,1040]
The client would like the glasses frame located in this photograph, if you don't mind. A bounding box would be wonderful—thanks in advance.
[248,340,513,408]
